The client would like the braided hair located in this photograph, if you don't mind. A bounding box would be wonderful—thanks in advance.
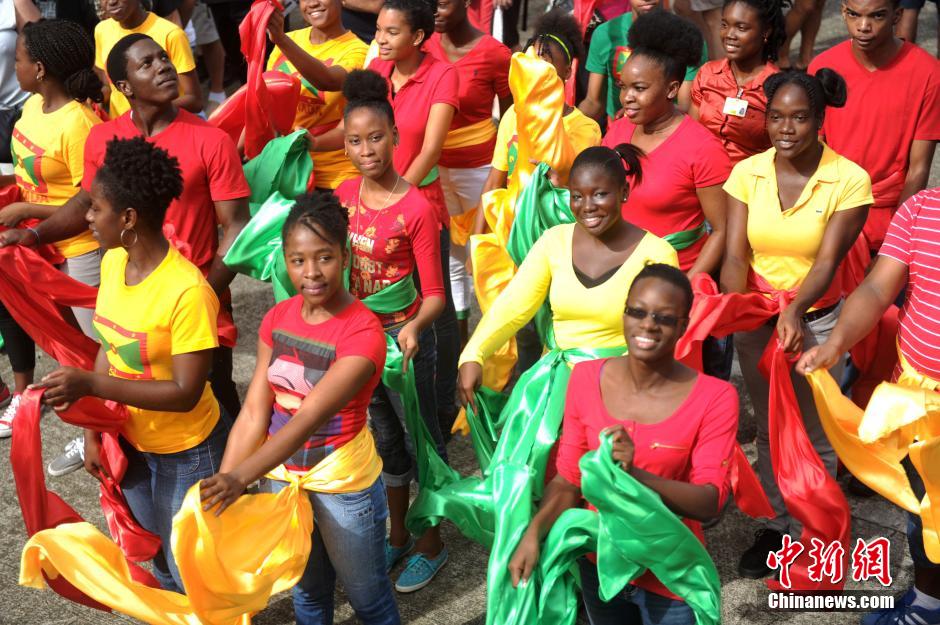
[764,68,847,123]
[22,19,103,103]
[343,69,395,125]
[722,0,790,62]
[627,10,703,83]
[94,136,183,230]
[283,191,350,248]
[570,144,645,189]
[382,0,436,46]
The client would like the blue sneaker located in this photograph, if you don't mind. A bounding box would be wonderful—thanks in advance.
[862,588,940,625]
[385,536,415,573]
[394,548,449,593]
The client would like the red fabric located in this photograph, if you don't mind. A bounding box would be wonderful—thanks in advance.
[675,273,850,591]
[426,34,511,168]
[809,42,940,251]
[209,70,302,150]
[259,297,386,470]
[603,115,732,271]
[557,358,738,599]
[239,0,284,158]
[466,0,494,37]
[690,60,778,164]
[566,0,597,105]
[336,180,445,328]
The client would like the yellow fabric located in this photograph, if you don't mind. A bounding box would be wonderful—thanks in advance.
[266,29,367,189]
[443,118,497,150]
[723,144,872,293]
[94,246,220,453]
[11,95,101,258]
[450,208,477,246]
[19,428,382,624]
[491,105,601,178]
[452,407,470,435]
[95,13,196,118]
[468,52,602,389]
[807,349,940,563]
[461,224,678,366]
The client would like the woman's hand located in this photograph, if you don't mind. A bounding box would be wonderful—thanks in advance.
[38,367,95,410]
[457,362,483,413]
[508,528,541,588]
[83,434,109,482]
[776,306,805,355]
[0,202,30,228]
[604,424,635,472]
[796,341,844,375]
[265,5,286,44]
[397,321,421,373]
[200,471,248,516]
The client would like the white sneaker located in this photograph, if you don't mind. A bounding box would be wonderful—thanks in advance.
[0,393,22,438]
[48,436,85,477]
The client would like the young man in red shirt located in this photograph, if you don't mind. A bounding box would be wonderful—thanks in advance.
[808,0,940,253]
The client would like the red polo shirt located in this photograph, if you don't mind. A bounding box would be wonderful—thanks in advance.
[426,33,511,168]
[691,59,778,164]
[809,41,940,251]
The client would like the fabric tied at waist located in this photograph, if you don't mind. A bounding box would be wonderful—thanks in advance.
[662,223,707,251]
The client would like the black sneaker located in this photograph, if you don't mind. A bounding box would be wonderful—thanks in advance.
[738,528,784,579]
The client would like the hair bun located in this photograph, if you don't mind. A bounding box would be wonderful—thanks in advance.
[814,67,847,108]
[342,69,389,104]
[64,67,104,104]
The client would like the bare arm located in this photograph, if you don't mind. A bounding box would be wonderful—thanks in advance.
[631,468,720,521]
[13,0,40,30]
[341,0,384,13]
[898,139,936,206]
[175,70,205,114]
[216,341,277,473]
[686,184,726,278]
[577,72,608,122]
[0,189,92,247]
[677,80,694,113]
[206,197,250,294]
[267,11,351,92]
[719,195,750,294]
[309,120,346,153]
[402,102,456,187]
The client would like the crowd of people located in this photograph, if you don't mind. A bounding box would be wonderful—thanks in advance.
[0,0,938,623]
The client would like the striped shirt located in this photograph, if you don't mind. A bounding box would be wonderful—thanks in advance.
[879,188,940,380]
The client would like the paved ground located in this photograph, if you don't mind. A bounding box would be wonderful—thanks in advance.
[2,5,940,624]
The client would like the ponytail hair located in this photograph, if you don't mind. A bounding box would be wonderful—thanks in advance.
[22,19,104,103]
[570,143,645,190]
[342,69,395,125]
[764,67,847,120]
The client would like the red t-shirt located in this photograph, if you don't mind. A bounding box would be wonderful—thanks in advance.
[556,358,738,600]
[335,178,445,328]
[82,109,250,272]
[368,54,459,224]
[809,42,940,251]
[426,33,511,168]
[603,115,732,271]
[691,59,778,164]
[260,296,386,472]
[878,187,940,381]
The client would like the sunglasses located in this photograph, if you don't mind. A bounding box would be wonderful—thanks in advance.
[624,306,686,328]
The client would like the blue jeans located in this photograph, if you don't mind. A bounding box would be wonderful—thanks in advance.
[905,458,940,569]
[369,325,448,487]
[578,559,695,625]
[262,477,401,625]
[120,410,231,592]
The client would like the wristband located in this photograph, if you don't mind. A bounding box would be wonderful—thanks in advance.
[26,226,40,244]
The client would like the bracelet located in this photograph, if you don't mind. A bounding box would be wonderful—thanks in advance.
[25,226,40,244]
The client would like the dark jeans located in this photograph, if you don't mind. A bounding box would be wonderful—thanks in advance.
[578,559,695,625]
[209,345,241,419]
[702,335,733,381]
[204,0,250,85]
[121,410,231,591]
[0,301,35,374]
[433,228,460,437]
[906,457,940,570]
[369,325,448,488]
[516,321,543,377]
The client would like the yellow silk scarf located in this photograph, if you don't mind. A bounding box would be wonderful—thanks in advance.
[21,427,382,624]
[807,351,940,562]
[470,51,578,393]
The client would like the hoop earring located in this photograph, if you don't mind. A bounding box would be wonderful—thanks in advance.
[120,228,138,248]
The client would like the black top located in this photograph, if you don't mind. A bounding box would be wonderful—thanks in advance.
[342,8,377,43]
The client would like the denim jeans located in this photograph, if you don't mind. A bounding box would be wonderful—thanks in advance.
[905,457,940,569]
[578,559,695,625]
[121,410,231,591]
[368,325,448,487]
[262,477,401,625]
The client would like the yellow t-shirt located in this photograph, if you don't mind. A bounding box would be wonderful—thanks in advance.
[267,29,367,189]
[723,144,873,293]
[459,224,678,365]
[94,12,195,118]
[93,246,221,454]
[491,105,602,176]
[11,95,100,258]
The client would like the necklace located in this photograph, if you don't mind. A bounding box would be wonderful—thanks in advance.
[354,176,402,245]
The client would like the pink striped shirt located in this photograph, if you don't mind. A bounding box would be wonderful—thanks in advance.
[879,187,940,381]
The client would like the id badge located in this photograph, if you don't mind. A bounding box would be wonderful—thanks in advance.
[723,97,748,117]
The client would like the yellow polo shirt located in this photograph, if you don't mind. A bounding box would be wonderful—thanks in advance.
[723,144,873,293]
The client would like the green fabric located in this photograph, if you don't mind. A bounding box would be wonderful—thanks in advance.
[419,166,439,188]
[585,12,707,119]
[662,223,707,252]
[242,130,313,210]
[505,162,575,349]
[360,276,418,315]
